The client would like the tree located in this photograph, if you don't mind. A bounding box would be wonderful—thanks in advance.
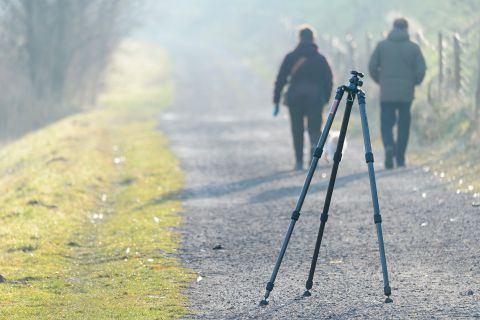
[0,0,135,138]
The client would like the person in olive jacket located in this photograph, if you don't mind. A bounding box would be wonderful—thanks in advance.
[369,18,426,169]
[273,25,333,170]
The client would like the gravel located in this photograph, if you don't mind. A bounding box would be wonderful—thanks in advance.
[160,46,480,319]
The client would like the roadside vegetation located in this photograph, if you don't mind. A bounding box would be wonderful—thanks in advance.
[0,42,193,319]
[0,1,137,139]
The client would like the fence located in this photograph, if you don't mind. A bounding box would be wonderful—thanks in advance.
[320,28,480,130]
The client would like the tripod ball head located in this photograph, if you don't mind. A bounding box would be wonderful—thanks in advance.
[351,70,364,78]
[347,71,364,91]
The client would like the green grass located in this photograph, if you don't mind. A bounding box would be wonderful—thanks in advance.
[410,130,480,198]
[0,42,194,319]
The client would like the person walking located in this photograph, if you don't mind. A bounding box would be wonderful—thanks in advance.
[369,18,426,169]
[273,25,333,170]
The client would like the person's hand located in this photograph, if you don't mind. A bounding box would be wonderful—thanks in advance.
[272,103,280,117]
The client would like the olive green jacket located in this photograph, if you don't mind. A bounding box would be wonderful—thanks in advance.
[369,28,426,102]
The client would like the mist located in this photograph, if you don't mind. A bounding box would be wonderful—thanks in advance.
[0,1,479,318]
[138,0,480,145]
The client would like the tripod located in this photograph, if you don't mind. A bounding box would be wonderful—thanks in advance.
[260,71,393,306]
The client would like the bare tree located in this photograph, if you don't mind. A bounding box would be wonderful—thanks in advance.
[0,0,136,139]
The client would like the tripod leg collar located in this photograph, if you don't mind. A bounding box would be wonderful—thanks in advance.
[365,152,374,163]
[291,210,300,221]
[313,147,323,158]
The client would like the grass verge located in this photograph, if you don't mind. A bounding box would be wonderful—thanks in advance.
[410,130,480,202]
[0,41,194,319]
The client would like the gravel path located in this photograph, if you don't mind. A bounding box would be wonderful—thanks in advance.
[160,46,480,319]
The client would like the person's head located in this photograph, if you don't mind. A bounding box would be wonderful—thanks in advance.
[298,24,316,43]
[393,18,409,30]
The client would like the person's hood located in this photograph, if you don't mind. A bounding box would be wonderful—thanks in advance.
[387,28,410,42]
[294,41,318,56]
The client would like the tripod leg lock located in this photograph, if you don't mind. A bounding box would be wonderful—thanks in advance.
[291,210,301,221]
[320,212,328,223]
[305,279,313,290]
[266,282,274,291]
[384,285,391,296]
[313,147,323,158]
[365,152,374,163]
[374,214,382,224]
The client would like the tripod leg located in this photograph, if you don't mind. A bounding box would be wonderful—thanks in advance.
[260,87,345,306]
[303,91,355,297]
[357,91,393,303]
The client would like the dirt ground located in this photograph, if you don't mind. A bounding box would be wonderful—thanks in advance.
[160,44,480,319]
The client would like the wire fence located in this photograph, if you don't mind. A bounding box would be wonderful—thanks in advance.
[318,27,480,140]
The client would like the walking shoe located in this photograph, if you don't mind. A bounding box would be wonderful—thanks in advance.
[385,147,394,169]
[294,161,303,171]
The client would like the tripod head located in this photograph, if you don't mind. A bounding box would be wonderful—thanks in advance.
[345,70,364,93]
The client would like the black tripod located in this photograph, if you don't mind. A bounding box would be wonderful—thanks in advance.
[260,71,393,306]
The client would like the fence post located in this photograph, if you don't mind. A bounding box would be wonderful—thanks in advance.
[453,33,462,94]
[415,32,422,48]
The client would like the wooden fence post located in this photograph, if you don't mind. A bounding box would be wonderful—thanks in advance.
[415,32,422,48]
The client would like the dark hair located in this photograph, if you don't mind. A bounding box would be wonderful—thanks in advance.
[299,25,315,43]
[393,18,409,30]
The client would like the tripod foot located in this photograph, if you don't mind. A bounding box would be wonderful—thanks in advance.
[384,297,393,304]
[259,299,269,306]
[303,290,311,297]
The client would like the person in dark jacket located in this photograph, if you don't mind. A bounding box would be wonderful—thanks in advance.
[369,18,426,169]
[273,25,333,170]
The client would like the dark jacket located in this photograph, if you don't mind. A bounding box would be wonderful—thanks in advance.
[369,28,426,102]
[273,42,333,107]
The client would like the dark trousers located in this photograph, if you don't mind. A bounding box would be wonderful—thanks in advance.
[380,101,412,165]
[288,103,323,162]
